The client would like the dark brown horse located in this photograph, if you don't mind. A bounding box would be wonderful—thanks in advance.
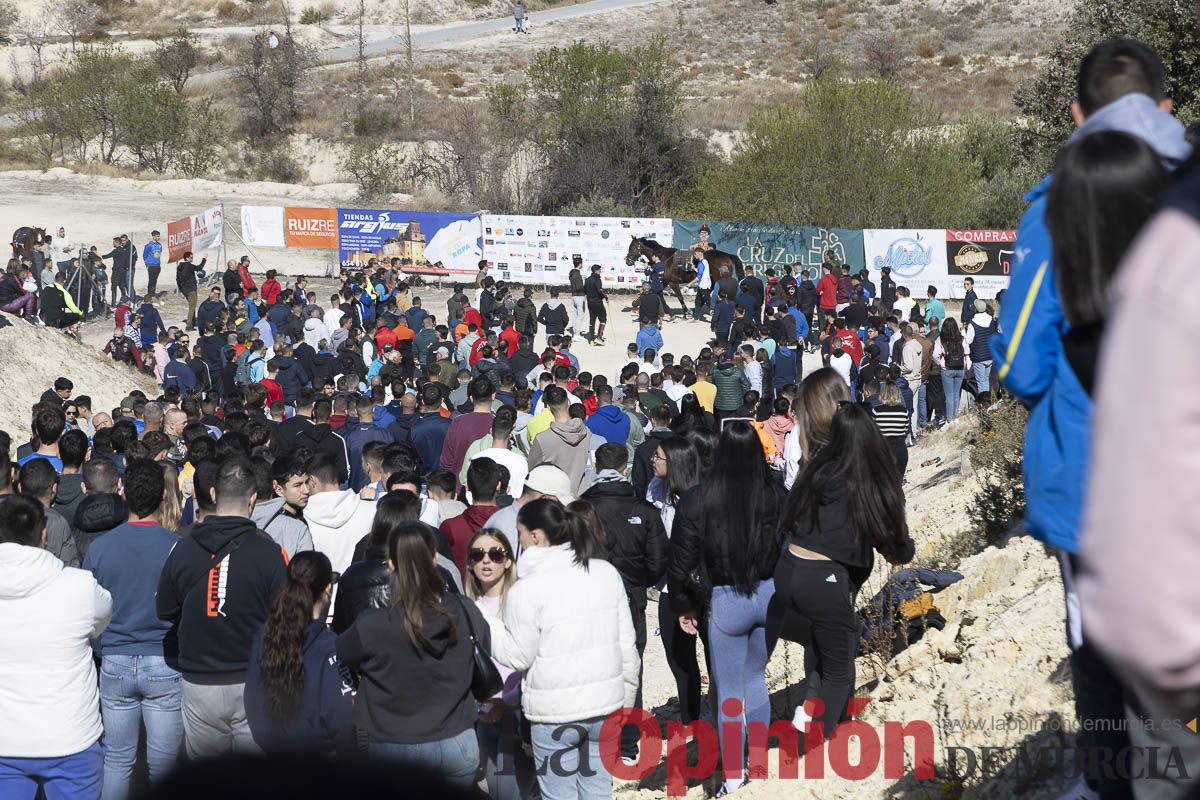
[624,236,745,316]
[10,227,47,259]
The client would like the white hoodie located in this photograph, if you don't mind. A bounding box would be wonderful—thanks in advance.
[304,316,331,350]
[304,489,377,579]
[0,543,112,757]
[486,544,638,724]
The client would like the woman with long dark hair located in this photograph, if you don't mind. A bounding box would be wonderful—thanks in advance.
[670,392,716,436]
[646,435,707,724]
[245,551,355,755]
[332,490,423,634]
[776,404,914,737]
[783,368,850,489]
[683,426,719,472]
[336,522,488,789]
[485,498,638,799]
[933,318,969,421]
[667,421,785,794]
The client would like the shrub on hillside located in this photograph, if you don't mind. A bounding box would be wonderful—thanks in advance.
[970,400,1028,546]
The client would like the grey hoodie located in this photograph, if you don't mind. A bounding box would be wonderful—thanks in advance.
[251,497,315,560]
[527,418,591,496]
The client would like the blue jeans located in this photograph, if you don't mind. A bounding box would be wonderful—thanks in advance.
[916,381,928,428]
[478,710,538,800]
[100,655,182,800]
[941,369,965,420]
[708,579,775,780]
[972,361,993,396]
[0,741,104,800]
[530,717,613,800]
[369,728,479,792]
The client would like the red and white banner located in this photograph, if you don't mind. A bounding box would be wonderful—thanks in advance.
[167,205,225,262]
[241,205,339,250]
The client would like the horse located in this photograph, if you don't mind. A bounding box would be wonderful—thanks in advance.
[624,236,745,317]
[10,226,48,260]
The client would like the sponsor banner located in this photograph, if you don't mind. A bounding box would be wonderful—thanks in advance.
[337,209,481,271]
[167,205,224,262]
[240,206,285,248]
[673,220,865,277]
[284,207,338,249]
[481,215,674,286]
[945,229,1015,299]
[863,229,951,297]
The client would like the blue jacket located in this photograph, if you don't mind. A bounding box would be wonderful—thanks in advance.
[405,307,429,332]
[770,346,798,388]
[635,325,663,358]
[409,413,452,476]
[344,421,394,490]
[711,300,735,335]
[587,404,631,445]
[163,359,197,395]
[245,620,356,756]
[993,93,1190,553]
[142,241,162,267]
[138,303,166,343]
[786,307,809,342]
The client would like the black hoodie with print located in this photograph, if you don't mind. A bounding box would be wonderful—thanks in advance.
[156,515,287,680]
[73,492,130,558]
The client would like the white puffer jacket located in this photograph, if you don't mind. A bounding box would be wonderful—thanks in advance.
[487,543,638,724]
[0,543,112,757]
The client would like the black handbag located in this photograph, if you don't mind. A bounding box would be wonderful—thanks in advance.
[452,594,504,701]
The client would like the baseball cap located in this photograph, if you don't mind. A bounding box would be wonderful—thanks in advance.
[119,396,136,411]
[382,344,395,352]
[524,465,574,504]
[974,298,986,313]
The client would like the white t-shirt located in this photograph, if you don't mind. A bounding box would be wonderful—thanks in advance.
[469,447,529,498]
[829,351,854,386]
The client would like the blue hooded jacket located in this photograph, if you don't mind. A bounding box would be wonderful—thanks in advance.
[993,93,1190,553]
[587,404,631,445]
[635,325,663,358]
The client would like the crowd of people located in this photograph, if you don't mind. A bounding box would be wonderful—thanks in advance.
[1,33,1198,800]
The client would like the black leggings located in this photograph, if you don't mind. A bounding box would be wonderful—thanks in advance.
[588,301,606,336]
[658,597,707,725]
[774,554,858,736]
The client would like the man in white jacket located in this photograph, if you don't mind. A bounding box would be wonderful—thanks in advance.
[304,452,376,607]
[0,494,112,796]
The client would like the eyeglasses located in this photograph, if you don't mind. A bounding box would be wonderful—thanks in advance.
[651,452,666,462]
[65,411,77,417]
[468,547,508,564]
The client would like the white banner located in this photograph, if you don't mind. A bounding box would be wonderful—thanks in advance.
[192,205,225,253]
[240,205,285,248]
[863,229,951,298]
[481,214,675,286]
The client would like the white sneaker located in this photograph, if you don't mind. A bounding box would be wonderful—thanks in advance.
[1054,776,1099,800]
[791,704,812,732]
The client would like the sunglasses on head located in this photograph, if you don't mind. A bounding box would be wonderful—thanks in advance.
[468,547,509,564]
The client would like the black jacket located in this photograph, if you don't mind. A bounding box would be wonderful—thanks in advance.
[336,592,487,744]
[580,479,668,610]
[295,423,350,485]
[331,543,391,635]
[222,267,242,297]
[631,428,677,497]
[667,481,786,615]
[569,268,585,296]
[245,620,356,755]
[797,280,818,313]
[73,492,130,558]
[274,356,309,405]
[585,273,606,303]
[40,285,74,327]
[176,259,205,295]
[537,302,569,335]
[156,515,287,678]
[272,414,316,457]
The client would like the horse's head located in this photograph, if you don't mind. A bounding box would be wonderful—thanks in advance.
[624,236,643,267]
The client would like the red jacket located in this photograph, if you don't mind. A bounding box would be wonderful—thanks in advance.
[237,265,256,294]
[261,278,281,305]
[469,337,488,366]
[463,308,483,329]
[440,504,498,579]
[499,326,521,354]
[375,326,399,352]
[816,274,839,309]
[836,275,853,305]
[261,378,284,406]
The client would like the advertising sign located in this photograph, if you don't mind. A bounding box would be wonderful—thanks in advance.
[481,215,674,286]
[167,205,224,262]
[944,229,1014,299]
[863,229,951,297]
[673,220,865,277]
[337,209,481,271]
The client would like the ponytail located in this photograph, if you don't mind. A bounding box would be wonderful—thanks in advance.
[260,551,333,720]
[518,498,602,569]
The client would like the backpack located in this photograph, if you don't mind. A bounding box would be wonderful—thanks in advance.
[235,352,262,385]
[109,336,131,362]
[944,339,965,371]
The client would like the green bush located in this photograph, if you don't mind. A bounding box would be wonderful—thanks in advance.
[342,138,406,202]
[970,401,1029,546]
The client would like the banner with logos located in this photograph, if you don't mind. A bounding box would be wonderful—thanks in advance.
[863,229,951,298]
[673,220,865,277]
[166,205,224,262]
[481,214,674,286]
[944,230,1014,299]
[336,209,481,271]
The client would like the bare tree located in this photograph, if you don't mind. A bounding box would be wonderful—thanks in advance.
[863,32,905,81]
[401,0,414,124]
[0,1,19,44]
[17,6,56,84]
[355,0,366,104]
[48,0,97,52]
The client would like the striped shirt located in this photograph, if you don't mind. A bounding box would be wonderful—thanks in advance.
[872,404,909,440]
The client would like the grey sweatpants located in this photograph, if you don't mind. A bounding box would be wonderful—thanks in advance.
[181,679,261,759]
